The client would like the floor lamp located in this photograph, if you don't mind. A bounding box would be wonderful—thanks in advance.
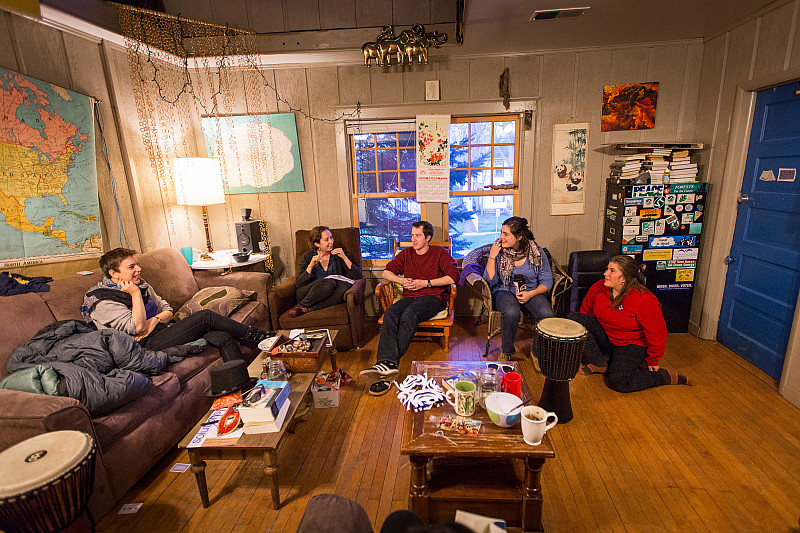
[174,157,225,252]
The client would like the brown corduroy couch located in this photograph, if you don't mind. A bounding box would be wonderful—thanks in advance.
[0,247,272,520]
[268,227,366,350]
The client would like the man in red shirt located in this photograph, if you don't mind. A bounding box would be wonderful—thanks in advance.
[360,221,459,395]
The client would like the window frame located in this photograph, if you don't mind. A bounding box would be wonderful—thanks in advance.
[349,114,521,268]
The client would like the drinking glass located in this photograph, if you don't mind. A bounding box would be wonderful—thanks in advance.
[478,368,501,409]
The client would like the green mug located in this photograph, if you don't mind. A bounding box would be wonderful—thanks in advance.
[445,380,476,416]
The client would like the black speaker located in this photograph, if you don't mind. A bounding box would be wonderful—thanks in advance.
[235,220,262,253]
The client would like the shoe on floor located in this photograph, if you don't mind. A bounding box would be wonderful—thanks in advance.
[359,362,399,382]
[369,380,392,396]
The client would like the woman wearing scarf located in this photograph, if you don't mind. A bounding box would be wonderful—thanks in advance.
[484,217,554,359]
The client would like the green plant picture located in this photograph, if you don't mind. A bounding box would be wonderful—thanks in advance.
[551,123,588,215]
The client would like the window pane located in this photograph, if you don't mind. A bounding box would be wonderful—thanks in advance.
[450,123,468,145]
[494,121,515,143]
[471,146,491,168]
[398,131,415,147]
[493,145,514,167]
[355,149,376,172]
[471,169,491,190]
[493,168,514,186]
[358,198,421,259]
[448,195,514,258]
[470,122,491,144]
[377,149,398,171]
[451,145,468,168]
[357,172,377,193]
[354,133,374,149]
[450,169,468,191]
[400,172,416,192]
[379,171,399,192]
[399,148,415,170]
[376,133,397,148]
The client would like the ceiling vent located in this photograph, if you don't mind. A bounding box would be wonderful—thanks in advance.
[529,7,590,21]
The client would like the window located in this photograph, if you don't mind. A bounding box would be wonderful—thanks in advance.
[350,115,519,265]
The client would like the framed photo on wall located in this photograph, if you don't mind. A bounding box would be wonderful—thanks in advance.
[551,123,588,215]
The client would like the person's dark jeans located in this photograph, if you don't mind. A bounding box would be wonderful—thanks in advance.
[296,278,350,311]
[567,311,668,393]
[377,295,444,366]
[139,309,250,361]
[494,290,554,355]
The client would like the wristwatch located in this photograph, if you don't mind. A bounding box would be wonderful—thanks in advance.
[427,280,432,288]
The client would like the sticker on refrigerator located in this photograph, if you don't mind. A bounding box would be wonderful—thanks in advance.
[622,226,639,238]
[653,196,666,209]
[641,221,655,235]
[656,261,666,270]
[624,206,638,217]
[693,211,702,221]
[666,194,676,205]
[654,219,666,235]
[759,169,776,181]
[675,204,684,212]
[689,223,702,234]
[663,206,674,216]
[640,208,661,220]
[623,216,640,226]
[666,260,696,269]
[667,183,707,194]
[649,235,696,248]
[624,198,643,206]
[636,235,648,242]
[681,213,694,224]
[644,249,673,261]
[677,193,695,204]
[632,184,664,197]
[665,214,679,229]
[778,168,796,182]
[643,197,656,208]
[606,208,618,221]
[673,248,699,260]
[656,283,693,291]
[684,204,694,211]
[675,269,695,282]
[622,245,642,254]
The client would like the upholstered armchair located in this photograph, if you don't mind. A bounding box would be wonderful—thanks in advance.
[268,227,366,350]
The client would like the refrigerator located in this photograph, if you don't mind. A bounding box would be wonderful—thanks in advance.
[602,180,708,332]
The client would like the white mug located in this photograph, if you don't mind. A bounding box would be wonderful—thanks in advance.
[521,406,558,445]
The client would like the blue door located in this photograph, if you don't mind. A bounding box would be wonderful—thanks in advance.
[717,82,800,380]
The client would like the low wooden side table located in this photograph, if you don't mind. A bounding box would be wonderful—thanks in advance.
[177,371,315,509]
[401,361,555,532]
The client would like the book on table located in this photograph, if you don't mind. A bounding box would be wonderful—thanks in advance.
[242,399,292,434]
[238,380,291,423]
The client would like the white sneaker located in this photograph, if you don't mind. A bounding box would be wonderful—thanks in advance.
[359,362,399,382]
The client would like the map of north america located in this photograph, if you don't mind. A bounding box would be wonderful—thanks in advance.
[0,67,101,265]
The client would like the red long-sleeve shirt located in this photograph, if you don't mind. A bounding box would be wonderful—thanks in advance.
[580,279,667,367]
[385,245,459,307]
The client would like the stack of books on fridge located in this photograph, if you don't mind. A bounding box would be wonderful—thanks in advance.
[238,380,292,434]
[609,154,645,183]
[667,149,699,182]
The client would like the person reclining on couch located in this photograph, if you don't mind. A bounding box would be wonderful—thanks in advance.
[82,247,271,361]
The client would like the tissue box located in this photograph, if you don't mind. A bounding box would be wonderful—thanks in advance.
[311,372,340,408]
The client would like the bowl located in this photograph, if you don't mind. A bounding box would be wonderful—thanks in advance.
[232,252,251,263]
[484,392,523,428]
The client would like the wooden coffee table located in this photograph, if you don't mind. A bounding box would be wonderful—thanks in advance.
[401,361,555,532]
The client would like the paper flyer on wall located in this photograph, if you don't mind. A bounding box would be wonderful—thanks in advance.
[416,115,450,202]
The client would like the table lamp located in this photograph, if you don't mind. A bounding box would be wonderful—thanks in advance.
[174,157,225,252]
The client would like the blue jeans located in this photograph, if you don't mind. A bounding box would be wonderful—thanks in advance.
[139,309,249,361]
[376,295,444,365]
[494,290,554,355]
[566,311,668,393]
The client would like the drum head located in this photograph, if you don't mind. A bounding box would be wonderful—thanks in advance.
[537,317,587,338]
[0,431,93,498]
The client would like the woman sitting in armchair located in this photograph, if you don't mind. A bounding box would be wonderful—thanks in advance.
[288,226,363,318]
[484,216,554,359]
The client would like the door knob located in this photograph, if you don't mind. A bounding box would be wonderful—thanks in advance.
[737,194,750,204]
[725,256,735,264]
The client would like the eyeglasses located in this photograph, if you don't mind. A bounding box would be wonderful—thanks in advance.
[241,385,271,407]
[486,362,514,373]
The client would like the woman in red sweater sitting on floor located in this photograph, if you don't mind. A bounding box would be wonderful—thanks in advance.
[567,254,691,392]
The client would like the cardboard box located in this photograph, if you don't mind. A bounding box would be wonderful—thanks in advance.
[311,372,340,408]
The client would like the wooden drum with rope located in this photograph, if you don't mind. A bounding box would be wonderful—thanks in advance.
[534,317,587,423]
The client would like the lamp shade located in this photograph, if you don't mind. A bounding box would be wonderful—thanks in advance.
[174,158,225,206]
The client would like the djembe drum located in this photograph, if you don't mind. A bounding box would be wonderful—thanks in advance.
[534,317,587,423]
[0,431,96,533]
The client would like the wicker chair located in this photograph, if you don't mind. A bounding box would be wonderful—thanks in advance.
[374,241,457,351]
[462,244,571,358]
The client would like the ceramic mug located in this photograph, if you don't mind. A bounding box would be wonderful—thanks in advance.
[445,380,476,416]
[521,406,558,446]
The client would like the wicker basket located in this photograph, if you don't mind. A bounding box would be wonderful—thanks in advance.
[273,336,327,373]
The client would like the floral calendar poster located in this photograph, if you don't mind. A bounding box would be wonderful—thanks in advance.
[416,115,450,202]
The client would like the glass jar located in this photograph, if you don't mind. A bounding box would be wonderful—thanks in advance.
[478,368,501,409]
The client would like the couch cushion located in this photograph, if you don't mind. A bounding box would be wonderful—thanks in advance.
[0,294,56,380]
[174,286,256,321]
[136,248,200,311]
[92,372,180,449]
[279,302,350,329]
[40,271,103,321]
[165,348,220,384]
[229,300,268,328]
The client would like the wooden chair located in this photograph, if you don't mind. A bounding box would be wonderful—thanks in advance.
[374,241,457,351]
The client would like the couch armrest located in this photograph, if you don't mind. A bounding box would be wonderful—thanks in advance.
[193,270,273,310]
[344,277,366,307]
[268,276,297,329]
[0,389,96,451]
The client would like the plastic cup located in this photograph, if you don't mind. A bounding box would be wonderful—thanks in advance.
[503,371,522,398]
[180,246,193,266]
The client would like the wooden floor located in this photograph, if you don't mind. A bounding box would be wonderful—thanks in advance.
[97,319,800,532]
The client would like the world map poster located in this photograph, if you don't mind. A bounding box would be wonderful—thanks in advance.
[0,67,101,267]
